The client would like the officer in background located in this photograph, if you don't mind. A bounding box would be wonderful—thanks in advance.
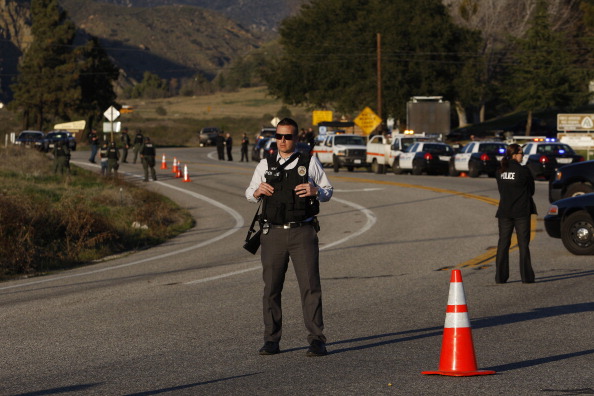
[245,117,333,357]
[225,132,233,161]
[88,129,99,163]
[132,129,144,164]
[495,143,537,284]
[99,141,109,176]
[216,131,225,160]
[107,141,120,176]
[53,140,70,175]
[140,137,157,182]
[121,127,131,163]
[240,133,249,162]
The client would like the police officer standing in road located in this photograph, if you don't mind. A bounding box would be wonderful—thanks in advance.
[107,141,120,176]
[132,129,144,164]
[88,129,99,163]
[140,137,157,182]
[53,140,70,175]
[495,143,537,284]
[225,132,233,161]
[216,131,225,160]
[240,133,249,162]
[121,127,131,163]
[245,117,333,357]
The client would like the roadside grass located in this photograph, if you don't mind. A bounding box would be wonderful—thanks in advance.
[0,146,194,281]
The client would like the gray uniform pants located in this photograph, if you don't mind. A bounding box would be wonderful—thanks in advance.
[260,224,325,344]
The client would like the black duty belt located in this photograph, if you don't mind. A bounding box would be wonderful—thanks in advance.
[267,221,312,229]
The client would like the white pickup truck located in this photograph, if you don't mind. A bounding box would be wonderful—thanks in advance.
[313,134,367,172]
[366,133,434,174]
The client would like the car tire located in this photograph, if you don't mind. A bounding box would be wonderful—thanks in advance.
[468,162,479,178]
[412,161,422,175]
[393,159,403,175]
[333,155,340,173]
[449,162,459,177]
[561,211,594,255]
[564,183,594,199]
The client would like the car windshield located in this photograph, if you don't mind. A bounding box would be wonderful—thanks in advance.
[399,137,431,151]
[19,132,42,139]
[536,144,575,155]
[334,135,365,146]
[479,143,507,154]
[424,143,453,155]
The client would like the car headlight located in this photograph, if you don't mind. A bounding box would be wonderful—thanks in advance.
[547,205,559,216]
[554,171,562,181]
[336,150,346,156]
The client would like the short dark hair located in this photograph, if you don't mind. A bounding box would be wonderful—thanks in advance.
[277,118,298,135]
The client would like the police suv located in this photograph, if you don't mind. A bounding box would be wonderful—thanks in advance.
[520,138,584,180]
[449,141,507,178]
[393,142,454,175]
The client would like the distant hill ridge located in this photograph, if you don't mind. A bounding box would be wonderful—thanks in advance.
[92,0,305,32]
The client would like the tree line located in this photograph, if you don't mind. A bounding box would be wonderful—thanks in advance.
[261,0,594,134]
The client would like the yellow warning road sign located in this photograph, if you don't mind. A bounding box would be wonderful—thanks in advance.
[355,107,382,135]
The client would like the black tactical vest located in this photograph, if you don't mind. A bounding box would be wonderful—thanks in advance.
[142,143,156,156]
[262,153,320,224]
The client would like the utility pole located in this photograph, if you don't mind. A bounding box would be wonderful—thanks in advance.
[377,33,382,121]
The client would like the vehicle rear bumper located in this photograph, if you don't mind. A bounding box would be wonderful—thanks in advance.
[544,215,561,238]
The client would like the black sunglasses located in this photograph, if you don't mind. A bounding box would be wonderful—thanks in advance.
[275,133,294,141]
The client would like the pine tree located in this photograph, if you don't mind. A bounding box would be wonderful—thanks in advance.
[77,36,119,132]
[10,0,79,130]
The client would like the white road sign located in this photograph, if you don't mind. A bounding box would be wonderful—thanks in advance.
[103,106,120,122]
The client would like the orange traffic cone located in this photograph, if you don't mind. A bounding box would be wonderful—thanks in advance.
[460,172,468,178]
[175,165,182,178]
[160,154,168,169]
[172,158,179,174]
[182,165,192,182]
[422,270,495,377]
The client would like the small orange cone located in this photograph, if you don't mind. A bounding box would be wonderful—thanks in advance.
[460,172,468,178]
[182,165,192,182]
[172,158,179,174]
[422,270,495,377]
[175,165,182,178]
[160,154,168,169]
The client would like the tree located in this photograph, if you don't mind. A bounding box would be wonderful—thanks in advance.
[262,0,480,124]
[77,36,119,133]
[445,0,584,123]
[505,0,587,135]
[10,0,79,130]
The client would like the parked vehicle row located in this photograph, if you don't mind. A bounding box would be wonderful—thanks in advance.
[14,130,77,152]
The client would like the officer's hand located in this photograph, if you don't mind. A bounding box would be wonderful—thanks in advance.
[295,182,317,197]
[255,182,274,198]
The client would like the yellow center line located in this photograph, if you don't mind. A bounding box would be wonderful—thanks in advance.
[332,175,537,270]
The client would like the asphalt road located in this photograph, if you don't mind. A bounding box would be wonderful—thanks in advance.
[1,146,592,396]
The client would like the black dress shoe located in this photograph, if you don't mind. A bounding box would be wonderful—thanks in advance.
[306,340,328,357]
[259,341,280,355]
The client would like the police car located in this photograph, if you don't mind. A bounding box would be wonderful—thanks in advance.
[449,141,507,178]
[520,138,584,180]
[393,142,454,175]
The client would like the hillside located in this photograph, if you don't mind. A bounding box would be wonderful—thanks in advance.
[60,0,264,82]
[92,0,305,33]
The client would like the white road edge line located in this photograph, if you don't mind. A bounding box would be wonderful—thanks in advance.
[0,172,244,291]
